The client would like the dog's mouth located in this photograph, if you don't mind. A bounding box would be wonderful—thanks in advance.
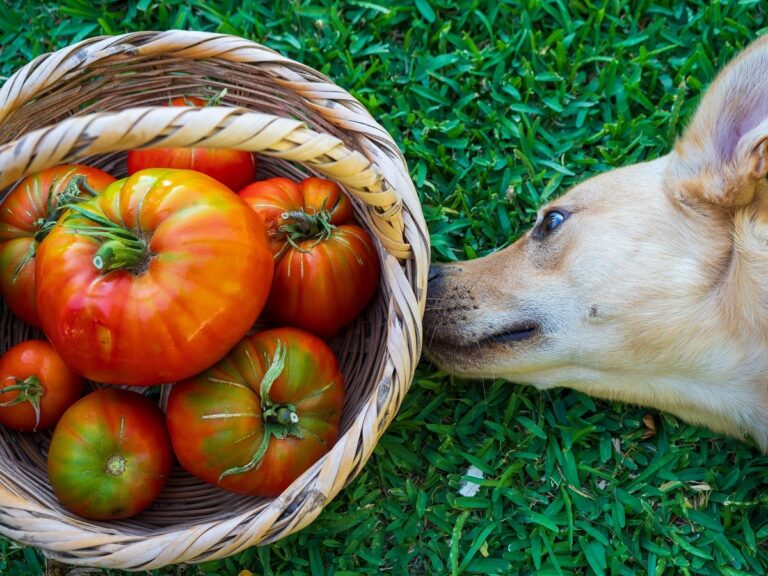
[424,319,543,374]
[429,320,542,350]
[482,321,541,345]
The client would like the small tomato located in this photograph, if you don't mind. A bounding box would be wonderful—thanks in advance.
[239,177,379,337]
[47,389,173,520]
[126,95,257,191]
[0,340,83,432]
[167,327,345,496]
[0,165,115,326]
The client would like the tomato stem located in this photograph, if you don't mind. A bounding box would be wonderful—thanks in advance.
[205,88,227,106]
[278,208,336,255]
[0,375,44,431]
[218,339,304,482]
[93,239,148,273]
[275,406,300,425]
[63,204,149,274]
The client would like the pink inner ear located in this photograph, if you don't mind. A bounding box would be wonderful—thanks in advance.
[716,95,768,161]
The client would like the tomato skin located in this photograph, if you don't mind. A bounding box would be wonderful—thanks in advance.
[0,340,83,431]
[0,239,37,326]
[268,225,379,337]
[239,177,379,338]
[36,168,274,386]
[0,165,115,326]
[166,327,345,496]
[127,96,257,192]
[47,389,172,520]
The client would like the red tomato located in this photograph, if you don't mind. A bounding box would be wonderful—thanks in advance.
[239,177,380,338]
[0,340,83,432]
[127,95,257,191]
[36,168,274,386]
[0,165,115,326]
[166,327,345,496]
[47,389,173,520]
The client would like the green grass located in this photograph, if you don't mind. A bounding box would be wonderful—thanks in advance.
[2,0,768,574]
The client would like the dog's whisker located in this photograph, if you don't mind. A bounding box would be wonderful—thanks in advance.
[424,304,455,312]
[426,323,440,349]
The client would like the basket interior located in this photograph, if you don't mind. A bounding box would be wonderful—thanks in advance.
[0,52,393,534]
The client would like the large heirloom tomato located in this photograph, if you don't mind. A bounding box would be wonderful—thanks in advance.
[0,340,83,432]
[167,327,345,496]
[239,177,380,338]
[127,95,257,192]
[36,168,274,386]
[0,165,115,326]
[48,389,173,520]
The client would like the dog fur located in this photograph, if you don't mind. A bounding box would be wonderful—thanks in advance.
[424,35,768,451]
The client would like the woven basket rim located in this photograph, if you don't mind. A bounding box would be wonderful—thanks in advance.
[0,30,430,570]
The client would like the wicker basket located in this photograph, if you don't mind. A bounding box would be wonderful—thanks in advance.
[0,30,428,570]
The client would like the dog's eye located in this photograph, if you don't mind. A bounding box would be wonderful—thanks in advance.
[534,210,569,239]
[543,211,565,233]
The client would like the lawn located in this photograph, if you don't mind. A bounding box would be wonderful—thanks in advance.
[1,0,768,574]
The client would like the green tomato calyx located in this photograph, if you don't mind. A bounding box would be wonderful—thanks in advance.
[278,206,336,255]
[218,339,304,482]
[12,175,100,284]
[63,204,150,274]
[0,375,44,431]
[34,174,99,243]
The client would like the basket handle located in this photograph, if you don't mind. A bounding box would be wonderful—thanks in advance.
[0,105,412,259]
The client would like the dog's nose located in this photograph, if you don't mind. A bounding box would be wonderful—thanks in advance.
[428,264,443,284]
[427,265,446,298]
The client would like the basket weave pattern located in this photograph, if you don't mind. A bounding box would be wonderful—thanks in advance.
[0,30,428,569]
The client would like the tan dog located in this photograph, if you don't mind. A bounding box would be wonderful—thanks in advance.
[424,36,768,451]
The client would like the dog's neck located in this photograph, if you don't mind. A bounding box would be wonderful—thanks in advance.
[718,193,768,342]
[700,196,768,448]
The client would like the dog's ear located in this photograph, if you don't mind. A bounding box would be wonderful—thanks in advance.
[669,36,768,207]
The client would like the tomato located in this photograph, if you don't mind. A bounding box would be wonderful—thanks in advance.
[36,168,274,386]
[166,327,345,496]
[0,165,115,326]
[47,388,172,520]
[239,177,380,338]
[127,95,257,192]
[0,340,83,432]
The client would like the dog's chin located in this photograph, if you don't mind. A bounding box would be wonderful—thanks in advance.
[424,321,542,376]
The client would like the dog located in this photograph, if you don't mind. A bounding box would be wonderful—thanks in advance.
[424,35,768,451]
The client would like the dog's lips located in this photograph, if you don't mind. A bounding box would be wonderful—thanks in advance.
[424,319,542,374]
[426,320,542,352]
[483,321,541,345]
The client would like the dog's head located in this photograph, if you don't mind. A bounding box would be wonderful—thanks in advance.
[424,36,768,448]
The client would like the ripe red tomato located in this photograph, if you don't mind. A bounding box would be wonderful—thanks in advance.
[126,95,257,191]
[47,388,173,520]
[36,168,274,386]
[166,327,345,496]
[239,177,380,338]
[0,165,116,326]
[0,340,83,432]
